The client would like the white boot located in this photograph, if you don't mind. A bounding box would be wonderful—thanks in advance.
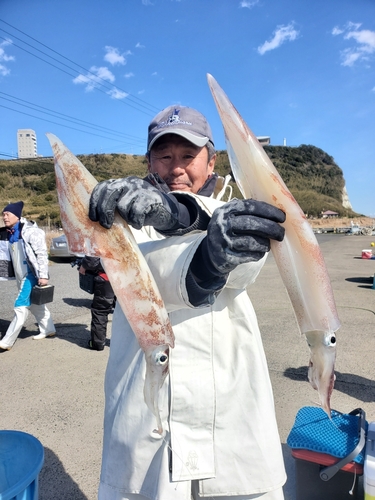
[30,304,56,340]
[32,332,56,340]
[0,306,29,348]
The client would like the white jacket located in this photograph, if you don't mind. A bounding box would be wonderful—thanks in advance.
[99,194,286,500]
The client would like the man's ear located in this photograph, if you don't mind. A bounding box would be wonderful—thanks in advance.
[208,153,216,176]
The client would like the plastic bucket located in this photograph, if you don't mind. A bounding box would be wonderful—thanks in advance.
[0,430,44,500]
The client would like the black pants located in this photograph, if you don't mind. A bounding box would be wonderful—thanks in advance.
[91,276,115,349]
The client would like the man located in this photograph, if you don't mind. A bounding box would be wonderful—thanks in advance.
[79,255,116,351]
[90,105,287,499]
[0,201,55,350]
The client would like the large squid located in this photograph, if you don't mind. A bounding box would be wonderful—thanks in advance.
[47,133,174,434]
[207,74,340,416]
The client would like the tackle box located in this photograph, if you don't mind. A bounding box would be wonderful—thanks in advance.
[30,284,55,305]
[364,422,375,500]
[79,272,95,294]
[287,406,367,500]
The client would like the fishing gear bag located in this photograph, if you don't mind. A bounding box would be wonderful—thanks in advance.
[287,406,367,500]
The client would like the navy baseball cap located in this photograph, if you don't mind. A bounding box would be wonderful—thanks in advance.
[147,105,214,151]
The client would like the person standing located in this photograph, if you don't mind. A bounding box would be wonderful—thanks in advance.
[78,256,115,351]
[0,201,55,351]
[90,105,287,500]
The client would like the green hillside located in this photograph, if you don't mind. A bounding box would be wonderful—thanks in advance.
[0,144,359,227]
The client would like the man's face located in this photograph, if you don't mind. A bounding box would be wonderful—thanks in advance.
[147,134,216,193]
[2,211,19,228]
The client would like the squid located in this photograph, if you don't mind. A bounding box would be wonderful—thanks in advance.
[47,133,174,434]
[207,74,340,416]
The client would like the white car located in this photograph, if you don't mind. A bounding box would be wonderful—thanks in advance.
[49,234,75,259]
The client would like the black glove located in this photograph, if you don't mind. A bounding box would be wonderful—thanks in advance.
[89,176,184,231]
[190,199,286,281]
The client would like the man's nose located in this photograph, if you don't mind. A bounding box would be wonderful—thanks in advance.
[168,156,186,173]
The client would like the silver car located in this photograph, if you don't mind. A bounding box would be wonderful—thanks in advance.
[49,234,75,259]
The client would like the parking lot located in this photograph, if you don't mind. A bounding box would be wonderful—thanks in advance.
[1,233,374,499]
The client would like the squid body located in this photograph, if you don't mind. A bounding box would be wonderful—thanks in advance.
[207,74,340,416]
[47,133,174,434]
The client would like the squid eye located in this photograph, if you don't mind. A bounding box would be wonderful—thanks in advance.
[155,352,168,365]
[324,333,336,347]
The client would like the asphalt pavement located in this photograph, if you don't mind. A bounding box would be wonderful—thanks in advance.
[0,234,374,500]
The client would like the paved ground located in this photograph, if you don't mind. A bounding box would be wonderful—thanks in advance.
[1,234,374,500]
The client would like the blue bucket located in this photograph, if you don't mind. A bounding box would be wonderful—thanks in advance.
[0,431,44,500]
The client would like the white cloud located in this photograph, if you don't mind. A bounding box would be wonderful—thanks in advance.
[341,49,362,67]
[73,66,115,91]
[104,46,131,66]
[345,29,375,53]
[240,0,259,8]
[152,71,158,76]
[107,88,128,100]
[0,39,15,76]
[142,0,153,5]
[332,26,344,36]
[333,22,375,67]
[136,42,145,49]
[258,23,299,55]
[124,72,134,78]
[0,64,10,76]
[138,89,145,94]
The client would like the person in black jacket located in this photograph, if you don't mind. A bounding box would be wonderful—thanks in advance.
[79,256,115,351]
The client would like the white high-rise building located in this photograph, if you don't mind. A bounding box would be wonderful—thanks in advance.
[17,129,37,158]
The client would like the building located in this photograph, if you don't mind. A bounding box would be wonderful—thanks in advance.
[321,210,339,218]
[17,129,37,158]
[257,136,270,146]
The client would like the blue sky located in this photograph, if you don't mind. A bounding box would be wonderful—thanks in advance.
[0,0,374,216]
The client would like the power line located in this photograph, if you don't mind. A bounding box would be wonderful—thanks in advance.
[0,19,160,116]
[0,103,138,145]
[0,32,153,118]
[0,91,145,144]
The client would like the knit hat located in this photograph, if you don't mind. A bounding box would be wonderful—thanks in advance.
[147,105,214,151]
[3,201,24,219]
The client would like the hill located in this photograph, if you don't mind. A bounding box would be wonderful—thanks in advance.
[0,144,361,228]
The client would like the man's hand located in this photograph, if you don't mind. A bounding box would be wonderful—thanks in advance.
[193,199,285,279]
[89,177,181,230]
[38,278,49,286]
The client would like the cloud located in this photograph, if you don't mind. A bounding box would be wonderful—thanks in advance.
[0,64,10,77]
[0,39,15,76]
[73,66,115,91]
[142,0,153,5]
[258,23,299,55]
[124,72,134,78]
[239,0,259,8]
[107,88,128,100]
[332,26,344,36]
[345,29,375,53]
[135,42,145,49]
[104,46,131,66]
[340,49,362,67]
[333,22,375,67]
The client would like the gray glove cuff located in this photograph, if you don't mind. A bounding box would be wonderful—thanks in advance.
[185,269,226,307]
[158,194,211,236]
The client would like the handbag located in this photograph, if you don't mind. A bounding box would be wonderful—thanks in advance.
[30,284,55,305]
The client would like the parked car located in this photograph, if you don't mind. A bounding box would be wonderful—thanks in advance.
[49,233,75,259]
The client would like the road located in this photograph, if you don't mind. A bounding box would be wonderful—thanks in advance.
[1,235,374,500]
